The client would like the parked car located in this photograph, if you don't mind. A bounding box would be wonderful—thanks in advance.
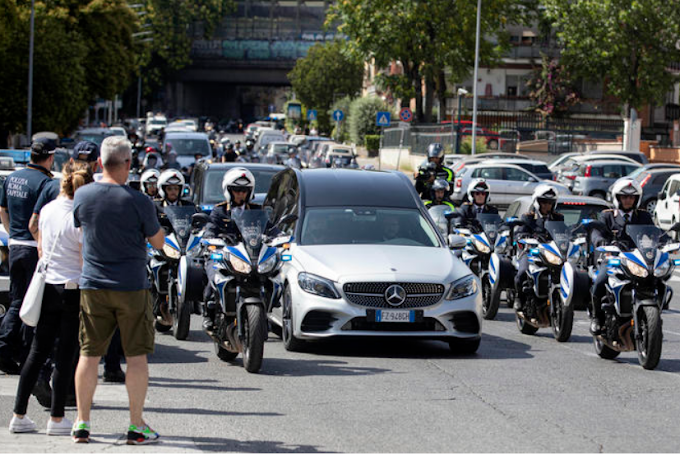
[547,152,583,172]
[190,162,284,213]
[72,128,115,147]
[555,154,639,187]
[488,159,554,180]
[570,160,639,199]
[265,168,483,353]
[589,149,648,164]
[452,163,570,208]
[606,168,680,213]
[442,120,506,150]
[654,173,680,230]
[451,152,531,174]
[164,132,212,169]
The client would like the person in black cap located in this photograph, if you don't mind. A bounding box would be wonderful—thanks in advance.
[0,138,56,375]
[29,141,100,241]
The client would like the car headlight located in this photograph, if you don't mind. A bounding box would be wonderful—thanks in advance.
[473,239,490,254]
[654,259,672,278]
[542,249,563,266]
[258,254,278,274]
[229,254,252,274]
[445,275,478,300]
[624,258,649,278]
[298,272,340,299]
[162,244,180,259]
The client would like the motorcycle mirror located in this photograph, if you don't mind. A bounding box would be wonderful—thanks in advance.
[447,234,466,249]
[278,213,298,226]
[444,212,461,220]
[191,212,210,229]
[671,222,680,232]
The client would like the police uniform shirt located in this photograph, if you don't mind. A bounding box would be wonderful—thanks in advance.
[0,164,54,245]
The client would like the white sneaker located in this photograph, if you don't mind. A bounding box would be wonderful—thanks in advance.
[46,417,73,436]
[9,415,37,433]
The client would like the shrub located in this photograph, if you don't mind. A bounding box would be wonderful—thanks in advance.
[349,96,389,145]
[365,135,380,152]
[459,137,488,155]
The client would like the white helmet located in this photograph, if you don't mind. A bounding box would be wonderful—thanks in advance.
[532,184,558,213]
[222,167,255,203]
[611,178,642,210]
[157,169,185,199]
[140,169,160,196]
[467,178,490,203]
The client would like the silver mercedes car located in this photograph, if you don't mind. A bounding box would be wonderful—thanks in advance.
[265,168,483,354]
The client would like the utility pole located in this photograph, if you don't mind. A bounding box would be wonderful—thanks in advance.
[27,0,36,142]
[471,0,482,155]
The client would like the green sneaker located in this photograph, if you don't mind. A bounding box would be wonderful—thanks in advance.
[126,423,160,445]
[72,421,90,443]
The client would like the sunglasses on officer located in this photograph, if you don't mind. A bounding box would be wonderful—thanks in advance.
[230,186,250,193]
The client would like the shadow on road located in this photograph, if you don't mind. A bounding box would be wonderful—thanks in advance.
[262,357,390,377]
[94,404,282,417]
[475,333,534,360]
[147,381,260,392]
[160,435,331,453]
[148,342,209,365]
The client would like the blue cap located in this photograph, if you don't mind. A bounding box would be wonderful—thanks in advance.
[72,141,99,162]
[31,137,56,155]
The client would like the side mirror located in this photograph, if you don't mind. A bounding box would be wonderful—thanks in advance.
[191,212,209,229]
[447,234,467,249]
[658,192,667,201]
[279,213,298,226]
[671,222,680,232]
[528,177,537,183]
[444,211,461,221]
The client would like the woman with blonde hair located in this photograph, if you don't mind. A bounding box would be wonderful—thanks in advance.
[9,162,93,435]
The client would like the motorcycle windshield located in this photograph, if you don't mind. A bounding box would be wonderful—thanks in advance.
[428,205,452,235]
[163,206,197,247]
[232,209,273,257]
[476,214,503,244]
[545,221,571,256]
[626,225,663,265]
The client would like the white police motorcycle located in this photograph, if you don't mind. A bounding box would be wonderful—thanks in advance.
[203,209,294,373]
[148,206,204,340]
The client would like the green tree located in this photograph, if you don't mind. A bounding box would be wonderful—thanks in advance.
[288,40,364,134]
[526,56,580,118]
[328,0,537,123]
[349,96,390,146]
[543,0,680,116]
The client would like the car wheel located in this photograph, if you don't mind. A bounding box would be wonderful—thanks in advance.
[282,285,305,352]
[448,337,480,355]
[645,198,657,214]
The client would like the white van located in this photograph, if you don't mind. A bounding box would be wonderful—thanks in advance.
[654,173,680,229]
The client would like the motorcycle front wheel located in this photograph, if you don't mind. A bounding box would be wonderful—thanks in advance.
[242,304,266,373]
[637,306,662,370]
[550,288,573,342]
[481,276,501,321]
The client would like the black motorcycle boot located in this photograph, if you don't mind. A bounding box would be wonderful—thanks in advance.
[202,302,216,331]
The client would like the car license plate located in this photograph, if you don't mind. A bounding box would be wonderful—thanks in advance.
[376,310,414,322]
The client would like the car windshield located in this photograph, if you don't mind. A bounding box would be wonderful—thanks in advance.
[557,202,609,227]
[77,133,111,146]
[530,164,551,175]
[271,144,289,154]
[149,120,166,126]
[52,151,69,172]
[545,221,571,255]
[202,168,278,205]
[232,208,273,258]
[165,138,211,156]
[476,214,503,242]
[626,225,667,265]
[301,207,440,247]
[428,205,453,235]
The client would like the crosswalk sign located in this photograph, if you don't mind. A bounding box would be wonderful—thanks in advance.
[376,112,391,127]
[307,109,317,121]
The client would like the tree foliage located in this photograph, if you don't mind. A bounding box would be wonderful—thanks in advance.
[328,0,537,123]
[288,40,364,134]
[349,96,391,145]
[543,0,680,116]
[526,56,580,118]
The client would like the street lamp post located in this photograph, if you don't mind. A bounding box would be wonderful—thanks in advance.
[455,88,468,154]
[471,0,482,155]
[26,0,36,142]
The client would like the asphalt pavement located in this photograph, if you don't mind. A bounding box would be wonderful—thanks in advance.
[3,279,680,452]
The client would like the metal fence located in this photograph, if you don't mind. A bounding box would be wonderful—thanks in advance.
[381,112,625,156]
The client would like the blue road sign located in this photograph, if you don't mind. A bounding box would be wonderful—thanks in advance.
[376,111,391,127]
[332,109,345,122]
[307,109,317,121]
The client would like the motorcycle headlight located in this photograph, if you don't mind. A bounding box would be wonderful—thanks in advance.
[624,258,649,278]
[258,254,278,274]
[473,239,490,254]
[445,275,478,300]
[229,254,252,274]
[542,249,563,266]
[298,272,340,299]
[162,244,181,259]
[654,259,672,278]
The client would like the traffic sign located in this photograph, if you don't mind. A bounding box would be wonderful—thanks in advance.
[307,109,317,121]
[332,110,344,122]
[376,111,391,127]
[399,107,413,123]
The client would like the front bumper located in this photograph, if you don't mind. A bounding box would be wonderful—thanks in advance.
[289,281,483,341]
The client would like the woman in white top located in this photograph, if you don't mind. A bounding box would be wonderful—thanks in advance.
[10,162,93,435]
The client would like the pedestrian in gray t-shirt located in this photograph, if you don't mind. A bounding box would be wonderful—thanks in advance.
[72,136,165,444]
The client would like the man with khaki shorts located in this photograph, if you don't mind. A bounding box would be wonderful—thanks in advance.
[72,137,165,444]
